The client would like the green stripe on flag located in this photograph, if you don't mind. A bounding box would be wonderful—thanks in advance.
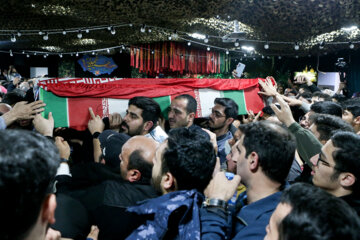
[153,95,171,119]
[222,90,247,115]
[40,88,69,127]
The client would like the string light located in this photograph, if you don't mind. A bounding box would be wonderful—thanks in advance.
[349,42,355,49]
[17,31,21,37]
[106,48,110,53]
[207,46,210,51]
[264,42,269,49]
[204,35,209,43]
[9,50,13,57]
[294,42,299,50]
[77,30,82,39]
[226,50,229,55]
[319,41,325,49]
[234,39,240,47]
[140,24,146,33]
[62,30,67,35]
[10,34,16,42]
[43,32,49,40]
[59,54,63,58]
[187,42,191,46]
[110,26,116,35]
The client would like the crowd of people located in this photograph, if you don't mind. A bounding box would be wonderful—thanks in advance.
[0,65,360,240]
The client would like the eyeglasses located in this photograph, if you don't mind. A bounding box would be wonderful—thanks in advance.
[316,153,341,171]
[210,108,226,119]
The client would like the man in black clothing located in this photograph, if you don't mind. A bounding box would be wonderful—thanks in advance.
[53,135,159,240]
[310,131,360,216]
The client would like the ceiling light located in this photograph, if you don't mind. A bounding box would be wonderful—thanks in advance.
[294,43,299,50]
[43,32,49,40]
[204,35,209,43]
[241,46,254,52]
[188,33,206,40]
[10,34,16,42]
[341,26,358,31]
[77,30,82,39]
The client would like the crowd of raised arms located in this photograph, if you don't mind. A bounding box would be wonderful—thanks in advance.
[0,66,360,240]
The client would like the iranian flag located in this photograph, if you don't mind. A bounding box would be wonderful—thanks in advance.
[39,78,265,130]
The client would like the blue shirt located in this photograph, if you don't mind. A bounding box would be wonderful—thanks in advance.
[201,191,282,240]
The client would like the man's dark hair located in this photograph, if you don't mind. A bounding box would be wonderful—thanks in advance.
[312,91,332,101]
[174,94,197,114]
[332,94,347,103]
[299,92,312,101]
[0,130,60,240]
[279,183,360,240]
[161,127,216,192]
[238,121,296,184]
[331,132,360,195]
[129,96,161,132]
[343,102,360,118]
[309,114,354,142]
[310,101,343,117]
[1,89,25,106]
[262,106,275,116]
[214,98,238,119]
[127,149,153,183]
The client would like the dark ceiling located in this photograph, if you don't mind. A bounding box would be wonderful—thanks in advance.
[1,0,360,57]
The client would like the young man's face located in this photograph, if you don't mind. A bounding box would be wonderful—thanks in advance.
[121,105,145,136]
[264,203,292,240]
[208,104,228,130]
[342,110,354,125]
[310,140,340,192]
[168,98,191,129]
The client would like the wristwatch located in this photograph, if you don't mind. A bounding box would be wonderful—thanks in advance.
[202,198,228,210]
[92,132,101,139]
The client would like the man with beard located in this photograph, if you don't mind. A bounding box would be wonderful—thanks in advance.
[209,98,238,168]
[121,96,168,143]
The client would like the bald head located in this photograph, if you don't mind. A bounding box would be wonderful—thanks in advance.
[120,136,158,182]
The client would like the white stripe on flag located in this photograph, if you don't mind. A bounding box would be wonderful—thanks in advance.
[108,98,129,117]
[198,88,222,117]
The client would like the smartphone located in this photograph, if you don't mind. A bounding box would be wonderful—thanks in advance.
[236,63,245,77]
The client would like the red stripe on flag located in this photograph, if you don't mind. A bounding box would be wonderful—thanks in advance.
[68,97,104,131]
[243,86,265,113]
